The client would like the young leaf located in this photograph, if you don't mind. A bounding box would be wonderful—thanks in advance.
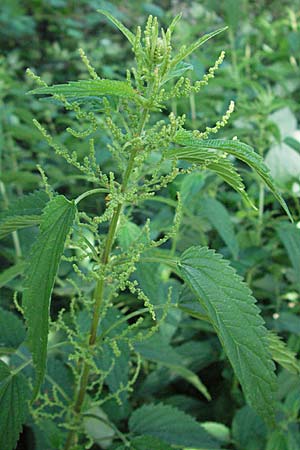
[0,190,48,239]
[201,197,239,258]
[267,332,300,375]
[174,131,292,220]
[277,222,300,289]
[0,361,30,450]
[170,27,228,69]
[23,195,76,397]
[177,246,277,425]
[97,9,135,45]
[129,403,219,448]
[29,79,141,101]
[0,307,26,353]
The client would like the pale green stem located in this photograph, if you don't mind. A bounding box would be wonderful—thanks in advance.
[75,188,109,205]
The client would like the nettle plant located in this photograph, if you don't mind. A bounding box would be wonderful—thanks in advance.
[0,10,297,450]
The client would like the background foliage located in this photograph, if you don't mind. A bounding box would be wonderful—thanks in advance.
[1,1,300,449]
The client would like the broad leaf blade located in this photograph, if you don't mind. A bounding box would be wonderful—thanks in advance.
[0,190,48,239]
[0,190,49,218]
[174,131,292,220]
[0,215,41,239]
[29,79,140,101]
[178,246,277,425]
[0,261,25,288]
[0,307,26,353]
[129,403,219,448]
[0,361,30,450]
[23,195,76,397]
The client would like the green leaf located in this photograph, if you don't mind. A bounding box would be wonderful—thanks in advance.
[170,27,228,69]
[178,246,277,425]
[0,307,26,353]
[206,158,255,208]
[0,361,30,450]
[162,61,193,84]
[23,195,76,397]
[29,79,141,101]
[116,435,173,450]
[117,219,141,250]
[174,131,292,220]
[0,216,41,239]
[117,218,148,251]
[267,332,300,375]
[83,406,115,448]
[201,422,230,444]
[232,406,267,450]
[97,9,135,45]
[284,136,300,153]
[0,190,48,239]
[129,403,219,448]
[0,261,25,288]
[277,222,300,289]
[134,335,211,400]
[201,197,239,258]
[166,146,254,208]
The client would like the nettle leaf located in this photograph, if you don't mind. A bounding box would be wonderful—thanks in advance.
[174,131,292,220]
[201,197,239,258]
[129,403,219,448]
[23,195,76,397]
[277,222,300,289]
[0,307,26,353]
[207,157,255,208]
[232,405,267,450]
[177,246,277,425]
[29,79,141,101]
[0,190,48,239]
[0,261,25,288]
[170,26,227,69]
[166,146,254,207]
[0,361,30,450]
[98,9,135,45]
[267,332,300,375]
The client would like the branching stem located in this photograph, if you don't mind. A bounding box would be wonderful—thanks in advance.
[63,107,149,450]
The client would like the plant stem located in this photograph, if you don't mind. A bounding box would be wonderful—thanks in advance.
[74,188,109,205]
[63,108,149,450]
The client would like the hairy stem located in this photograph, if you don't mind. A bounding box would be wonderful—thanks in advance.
[63,107,149,450]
